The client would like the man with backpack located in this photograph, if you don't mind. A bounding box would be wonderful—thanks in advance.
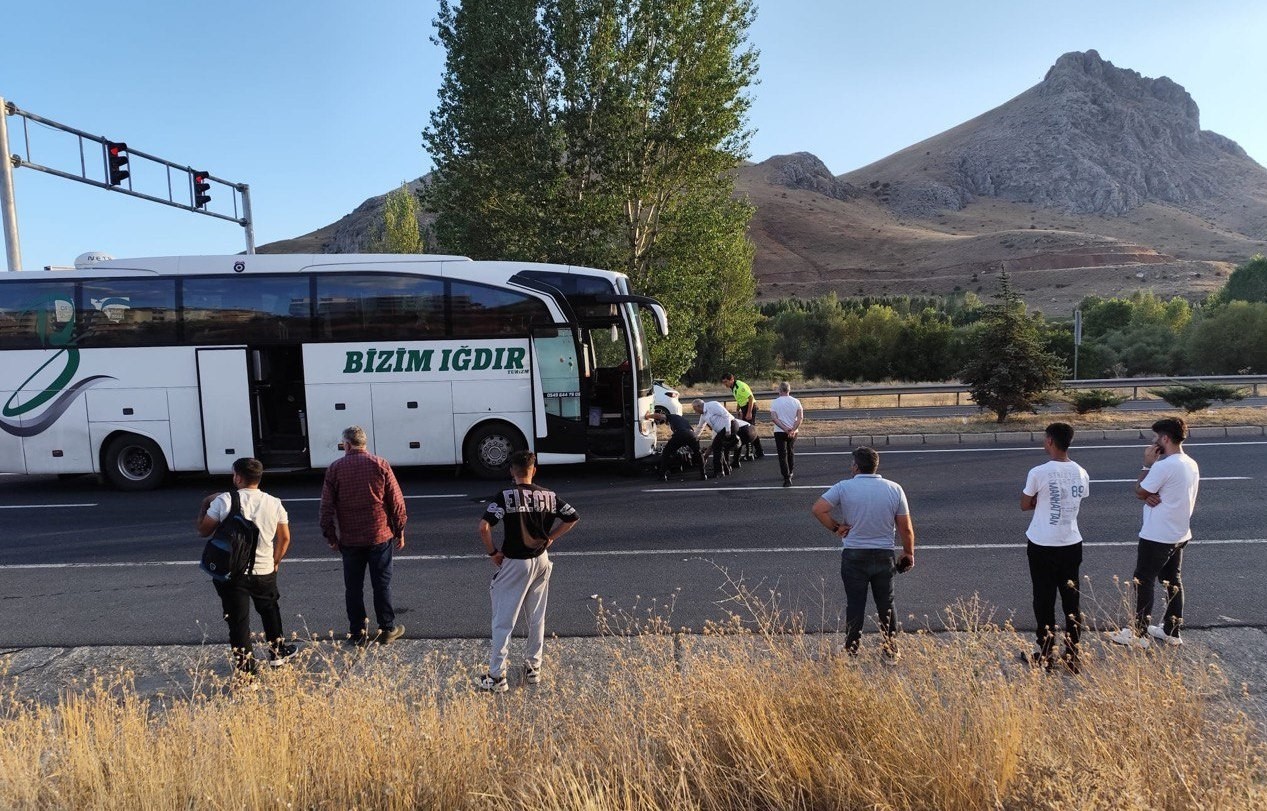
[197,457,297,676]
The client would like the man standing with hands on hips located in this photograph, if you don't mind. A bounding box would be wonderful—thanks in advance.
[812,446,915,660]
[1109,417,1200,648]
[478,450,579,692]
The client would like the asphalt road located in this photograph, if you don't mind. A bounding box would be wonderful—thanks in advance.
[1,436,1263,647]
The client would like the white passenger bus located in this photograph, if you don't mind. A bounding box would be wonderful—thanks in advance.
[0,254,668,489]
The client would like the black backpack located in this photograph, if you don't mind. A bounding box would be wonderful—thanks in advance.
[199,489,261,582]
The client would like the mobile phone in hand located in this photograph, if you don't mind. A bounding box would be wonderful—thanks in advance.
[896,555,914,573]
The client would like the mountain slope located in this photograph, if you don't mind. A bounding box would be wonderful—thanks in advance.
[264,51,1267,312]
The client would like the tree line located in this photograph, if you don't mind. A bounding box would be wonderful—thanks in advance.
[749,255,1267,386]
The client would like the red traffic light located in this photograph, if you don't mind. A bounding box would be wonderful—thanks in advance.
[192,169,211,208]
[105,140,130,186]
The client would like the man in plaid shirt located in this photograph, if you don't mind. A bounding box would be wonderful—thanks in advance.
[320,426,408,645]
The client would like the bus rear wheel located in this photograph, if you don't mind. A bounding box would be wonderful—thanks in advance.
[103,434,169,491]
[464,423,526,480]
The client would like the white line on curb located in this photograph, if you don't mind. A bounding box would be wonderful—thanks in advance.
[2,538,1264,571]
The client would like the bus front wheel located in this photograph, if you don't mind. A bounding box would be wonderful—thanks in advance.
[103,434,169,491]
[464,423,526,480]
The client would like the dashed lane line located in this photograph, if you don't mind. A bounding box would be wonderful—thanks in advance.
[644,475,1251,493]
[800,440,1267,456]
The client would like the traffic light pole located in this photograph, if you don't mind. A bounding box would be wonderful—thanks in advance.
[1,98,255,266]
[0,97,22,271]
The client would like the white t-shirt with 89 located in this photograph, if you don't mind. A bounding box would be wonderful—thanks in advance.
[1022,460,1090,547]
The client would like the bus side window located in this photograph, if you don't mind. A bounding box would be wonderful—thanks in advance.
[450,282,549,337]
[316,274,445,341]
[0,282,77,349]
[78,279,178,347]
[183,276,311,345]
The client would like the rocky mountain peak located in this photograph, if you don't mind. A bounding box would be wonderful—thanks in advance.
[761,152,858,201]
[1041,49,1199,123]
[845,50,1263,218]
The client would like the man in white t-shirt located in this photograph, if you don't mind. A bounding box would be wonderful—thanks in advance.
[692,399,749,476]
[1109,417,1200,648]
[769,381,804,488]
[1020,422,1090,671]
[197,457,296,675]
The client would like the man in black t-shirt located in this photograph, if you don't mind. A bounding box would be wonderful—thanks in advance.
[650,410,707,481]
[477,451,579,692]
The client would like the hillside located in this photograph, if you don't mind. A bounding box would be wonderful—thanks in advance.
[263,51,1267,313]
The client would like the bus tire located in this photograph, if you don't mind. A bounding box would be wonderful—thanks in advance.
[463,422,526,480]
[102,433,169,491]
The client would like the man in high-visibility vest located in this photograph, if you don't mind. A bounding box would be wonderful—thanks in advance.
[722,373,764,460]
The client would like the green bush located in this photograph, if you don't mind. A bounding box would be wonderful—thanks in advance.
[1148,383,1246,413]
[1067,389,1128,414]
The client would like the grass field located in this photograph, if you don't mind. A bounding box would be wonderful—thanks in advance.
[1,610,1263,810]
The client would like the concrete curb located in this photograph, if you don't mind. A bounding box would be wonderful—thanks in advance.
[3,628,1264,712]
[789,425,1267,448]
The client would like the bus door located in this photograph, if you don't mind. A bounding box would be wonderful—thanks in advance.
[585,322,635,459]
[247,346,309,469]
[531,326,586,456]
[196,348,256,474]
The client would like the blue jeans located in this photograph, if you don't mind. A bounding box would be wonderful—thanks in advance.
[840,548,897,652]
[341,542,396,636]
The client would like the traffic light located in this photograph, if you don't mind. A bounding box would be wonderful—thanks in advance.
[105,141,130,186]
[192,170,211,208]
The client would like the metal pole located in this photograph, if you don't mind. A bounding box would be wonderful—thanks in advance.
[239,183,255,254]
[0,98,22,271]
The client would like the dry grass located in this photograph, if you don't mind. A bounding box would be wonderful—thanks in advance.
[660,400,1266,440]
[1,603,1263,810]
[802,406,1267,439]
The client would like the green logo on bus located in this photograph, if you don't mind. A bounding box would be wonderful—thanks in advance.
[1,294,113,437]
[343,346,527,374]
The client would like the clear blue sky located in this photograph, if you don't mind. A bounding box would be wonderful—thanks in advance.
[3,1,1264,270]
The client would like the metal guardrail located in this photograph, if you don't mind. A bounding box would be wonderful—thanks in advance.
[693,375,1267,410]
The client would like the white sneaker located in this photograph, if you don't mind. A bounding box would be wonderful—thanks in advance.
[1147,625,1184,646]
[477,673,509,693]
[1107,628,1151,649]
[523,663,542,685]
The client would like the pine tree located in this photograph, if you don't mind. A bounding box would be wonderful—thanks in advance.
[959,273,1066,422]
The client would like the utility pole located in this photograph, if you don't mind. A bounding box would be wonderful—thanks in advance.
[0,98,22,271]
[1,98,255,270]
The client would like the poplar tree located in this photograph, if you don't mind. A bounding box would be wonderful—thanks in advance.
[422,0,759,381]
[373,183,425,254]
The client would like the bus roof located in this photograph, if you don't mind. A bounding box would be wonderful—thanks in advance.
[1,254,630,286]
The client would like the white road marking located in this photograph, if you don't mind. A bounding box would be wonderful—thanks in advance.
[0,503,98,510]
[801,440,1267,455]
[645,475,1251,494]
[1093,476,1250,483]
[2,538,1265,571]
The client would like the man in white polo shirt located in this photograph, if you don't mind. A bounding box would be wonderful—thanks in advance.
[812,446,915,658]
[1110,417,1200,648]
[1021,422,1090,671]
